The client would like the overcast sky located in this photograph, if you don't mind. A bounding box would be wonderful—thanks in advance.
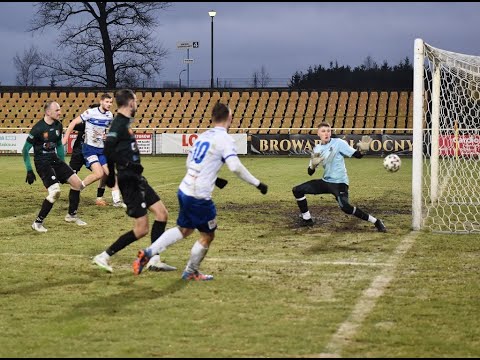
[1,2,479,87]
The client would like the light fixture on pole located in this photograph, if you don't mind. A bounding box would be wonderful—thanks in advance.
[209,10,216,88]
[179,68,187,88]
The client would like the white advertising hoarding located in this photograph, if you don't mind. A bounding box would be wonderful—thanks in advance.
[0,134,31,154]
[161,133,247,154]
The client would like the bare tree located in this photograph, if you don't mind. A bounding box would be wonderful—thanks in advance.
[250,65,271,88]
[13,46,42,86]
[29,2,171,88]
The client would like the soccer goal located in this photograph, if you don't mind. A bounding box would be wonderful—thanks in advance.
[412,39,480,233]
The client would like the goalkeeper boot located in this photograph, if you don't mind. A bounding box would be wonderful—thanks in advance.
[133,249,152,275]
[181,270,214,281]
[146,255,177,272]
[375,219,387,233]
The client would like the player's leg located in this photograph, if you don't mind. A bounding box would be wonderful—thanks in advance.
[82,146,105,187]
[60,162,87,226]
[95,175,108,206]
[334,184,387,232]
[292,179,330,225]
[69,148,84,174]
[181,195,217,281]
[31,162,60,232]
[93,171,147,272]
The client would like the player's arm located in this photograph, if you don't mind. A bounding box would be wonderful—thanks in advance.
[22,136,36,184]
[56,138,65,161]
[308,151,323,176]
[352,135,373,159]
[62,116,83,145]
[225,155,267,194]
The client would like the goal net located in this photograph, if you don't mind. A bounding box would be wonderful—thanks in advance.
[412,39,480,233]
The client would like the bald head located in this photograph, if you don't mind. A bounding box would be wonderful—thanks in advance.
[44,101,61,121]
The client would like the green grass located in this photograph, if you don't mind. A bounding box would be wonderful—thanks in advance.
[0,155,478,357]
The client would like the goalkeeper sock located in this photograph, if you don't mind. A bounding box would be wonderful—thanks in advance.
[296,196,309,214]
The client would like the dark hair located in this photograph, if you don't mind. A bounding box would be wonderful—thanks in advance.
[89,103,100,109]
[44,100,56,111]
[318,122,331,128]
[115,89,135,107]
[212,102,230,122]
[100,93,113,101]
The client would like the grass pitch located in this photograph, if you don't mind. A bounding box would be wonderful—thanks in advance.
[0,155,478,357]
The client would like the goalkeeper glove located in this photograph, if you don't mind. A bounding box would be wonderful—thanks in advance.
[307,167,315,176]
[357,135,372,154]
[310,152,323,169]
[25,170,36,185]
[215,177,228,189]
[257,182,268,195]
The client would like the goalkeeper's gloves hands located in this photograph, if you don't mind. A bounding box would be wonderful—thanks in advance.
[25,170,36,185]
[257,182,268,195]
[357,135,372,154]
[215,177,228,189]
[309,151,323,169]
[307,167,315,176]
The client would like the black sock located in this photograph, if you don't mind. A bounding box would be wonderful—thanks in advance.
[106,230,137,256]
[353,207,370,221]
[97,187,105,198]
[296,198,309,214]
[36,199,53,223]
[151,221,167,244]
[68,189,80,216]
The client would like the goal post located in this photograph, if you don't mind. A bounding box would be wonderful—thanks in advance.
[412,38,480,233]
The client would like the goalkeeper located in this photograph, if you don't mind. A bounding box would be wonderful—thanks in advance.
[291,122,386,232]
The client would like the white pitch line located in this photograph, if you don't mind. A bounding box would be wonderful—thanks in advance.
[316,231,419,358]
[206,257,391,267]
[0,253,390,267]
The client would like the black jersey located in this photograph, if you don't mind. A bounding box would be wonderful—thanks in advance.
[105,113,141,167]
[26,119,63,161]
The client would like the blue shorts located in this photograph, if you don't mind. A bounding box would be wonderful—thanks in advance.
[177,189,217,233]
[82,144,107,169]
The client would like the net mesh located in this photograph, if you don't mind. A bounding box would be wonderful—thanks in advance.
[422,43,480,233]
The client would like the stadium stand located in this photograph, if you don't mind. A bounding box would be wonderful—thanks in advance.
[0,90,414,134]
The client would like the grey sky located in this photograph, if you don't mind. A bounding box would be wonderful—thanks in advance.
[0,2,479,86]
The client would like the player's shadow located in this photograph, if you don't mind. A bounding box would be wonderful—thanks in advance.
[57,278,188,321]
[0,277,95,296]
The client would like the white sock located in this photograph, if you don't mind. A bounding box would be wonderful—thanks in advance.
[185,241,209,273]
[101,251,110,260]
[368,215,377,224]
[111,190,121,203]
[149,227,184,255]
[302,211,311,220]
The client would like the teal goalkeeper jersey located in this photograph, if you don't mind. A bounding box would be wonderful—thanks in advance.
[312,138,356,185]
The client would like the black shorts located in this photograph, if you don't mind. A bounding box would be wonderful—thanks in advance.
[293,179,349,199]
[117,170,161,218]
[34,157,75,188]
[69,146,85,173]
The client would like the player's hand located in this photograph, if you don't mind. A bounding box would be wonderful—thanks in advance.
[257,182,268,195]
[310,152,323,169]
[215,177,228,189]
[26,170,36,185]
[307,167,315,176]
[357,135,372,154]
[106,161,116,188]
